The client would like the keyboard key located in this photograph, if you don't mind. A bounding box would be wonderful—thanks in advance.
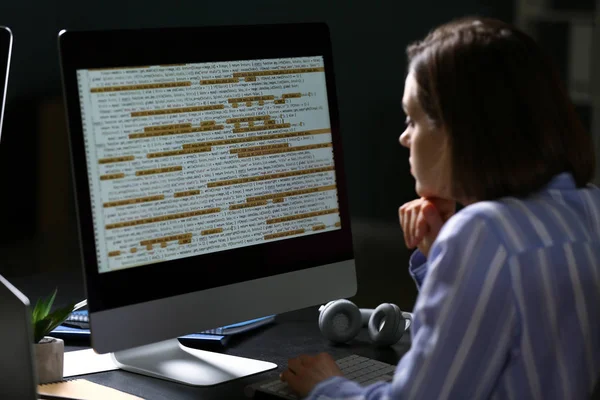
[260,380,282,390]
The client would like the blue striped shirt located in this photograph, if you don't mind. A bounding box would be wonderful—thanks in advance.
[309,173,600,399]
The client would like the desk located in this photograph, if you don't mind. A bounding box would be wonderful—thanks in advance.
[10,271,411,399]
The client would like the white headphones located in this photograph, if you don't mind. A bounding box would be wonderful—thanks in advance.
[318,299,413,346]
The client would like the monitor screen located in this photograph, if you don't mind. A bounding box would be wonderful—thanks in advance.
[0,26,12,138]
[75,56,342,274]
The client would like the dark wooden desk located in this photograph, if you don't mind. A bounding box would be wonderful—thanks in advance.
[10,271,411,399]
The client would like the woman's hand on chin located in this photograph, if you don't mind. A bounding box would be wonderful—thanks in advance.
[399,197,456,257]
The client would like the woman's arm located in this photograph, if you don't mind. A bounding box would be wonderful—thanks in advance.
[409,249,428,289]
[401,197,456,290]
[306,212,517,400]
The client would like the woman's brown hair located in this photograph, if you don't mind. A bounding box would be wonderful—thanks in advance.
[407,17,595,201]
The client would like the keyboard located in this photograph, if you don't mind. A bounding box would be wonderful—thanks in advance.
[245,355,396,399]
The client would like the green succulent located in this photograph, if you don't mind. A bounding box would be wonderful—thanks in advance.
[31,289,74,344]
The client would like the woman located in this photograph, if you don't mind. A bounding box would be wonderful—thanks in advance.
[281,16,600,399]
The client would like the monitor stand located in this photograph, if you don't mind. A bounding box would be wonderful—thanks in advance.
[111,339,277,386]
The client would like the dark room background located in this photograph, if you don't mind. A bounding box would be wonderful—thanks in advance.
[2,0,589,311]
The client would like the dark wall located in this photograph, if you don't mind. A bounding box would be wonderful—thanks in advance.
[0,1,512,308]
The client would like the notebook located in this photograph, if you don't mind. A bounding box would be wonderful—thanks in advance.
[53,310,276,348]
[38,379,142,400]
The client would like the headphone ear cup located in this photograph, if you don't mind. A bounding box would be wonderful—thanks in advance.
[367,303,405,346]
[318,299,362,344]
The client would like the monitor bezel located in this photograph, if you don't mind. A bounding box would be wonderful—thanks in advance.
[58,23,354,313]
[0,26,13,139]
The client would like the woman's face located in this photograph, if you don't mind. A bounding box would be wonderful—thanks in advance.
[399,72,452,199]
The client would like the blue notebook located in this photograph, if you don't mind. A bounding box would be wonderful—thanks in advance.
[51,311,276,346]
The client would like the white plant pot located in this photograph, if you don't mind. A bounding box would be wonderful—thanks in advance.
[35,336,64,384]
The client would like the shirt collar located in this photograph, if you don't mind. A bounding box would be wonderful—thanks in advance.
[542,172,576,191]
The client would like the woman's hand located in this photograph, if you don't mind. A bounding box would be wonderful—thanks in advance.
[280,353,343,397]
[399,197,456,257]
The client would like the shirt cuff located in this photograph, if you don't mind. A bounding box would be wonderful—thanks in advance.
[409,250,428,290]
[308,376,362,399]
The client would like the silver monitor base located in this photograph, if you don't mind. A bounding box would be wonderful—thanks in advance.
[111,339,277,386]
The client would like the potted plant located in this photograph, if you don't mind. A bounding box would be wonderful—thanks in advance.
[31,289,74,384]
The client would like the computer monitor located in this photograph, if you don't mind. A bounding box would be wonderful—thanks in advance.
[0,26,12,140]
[58,22,356,386]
